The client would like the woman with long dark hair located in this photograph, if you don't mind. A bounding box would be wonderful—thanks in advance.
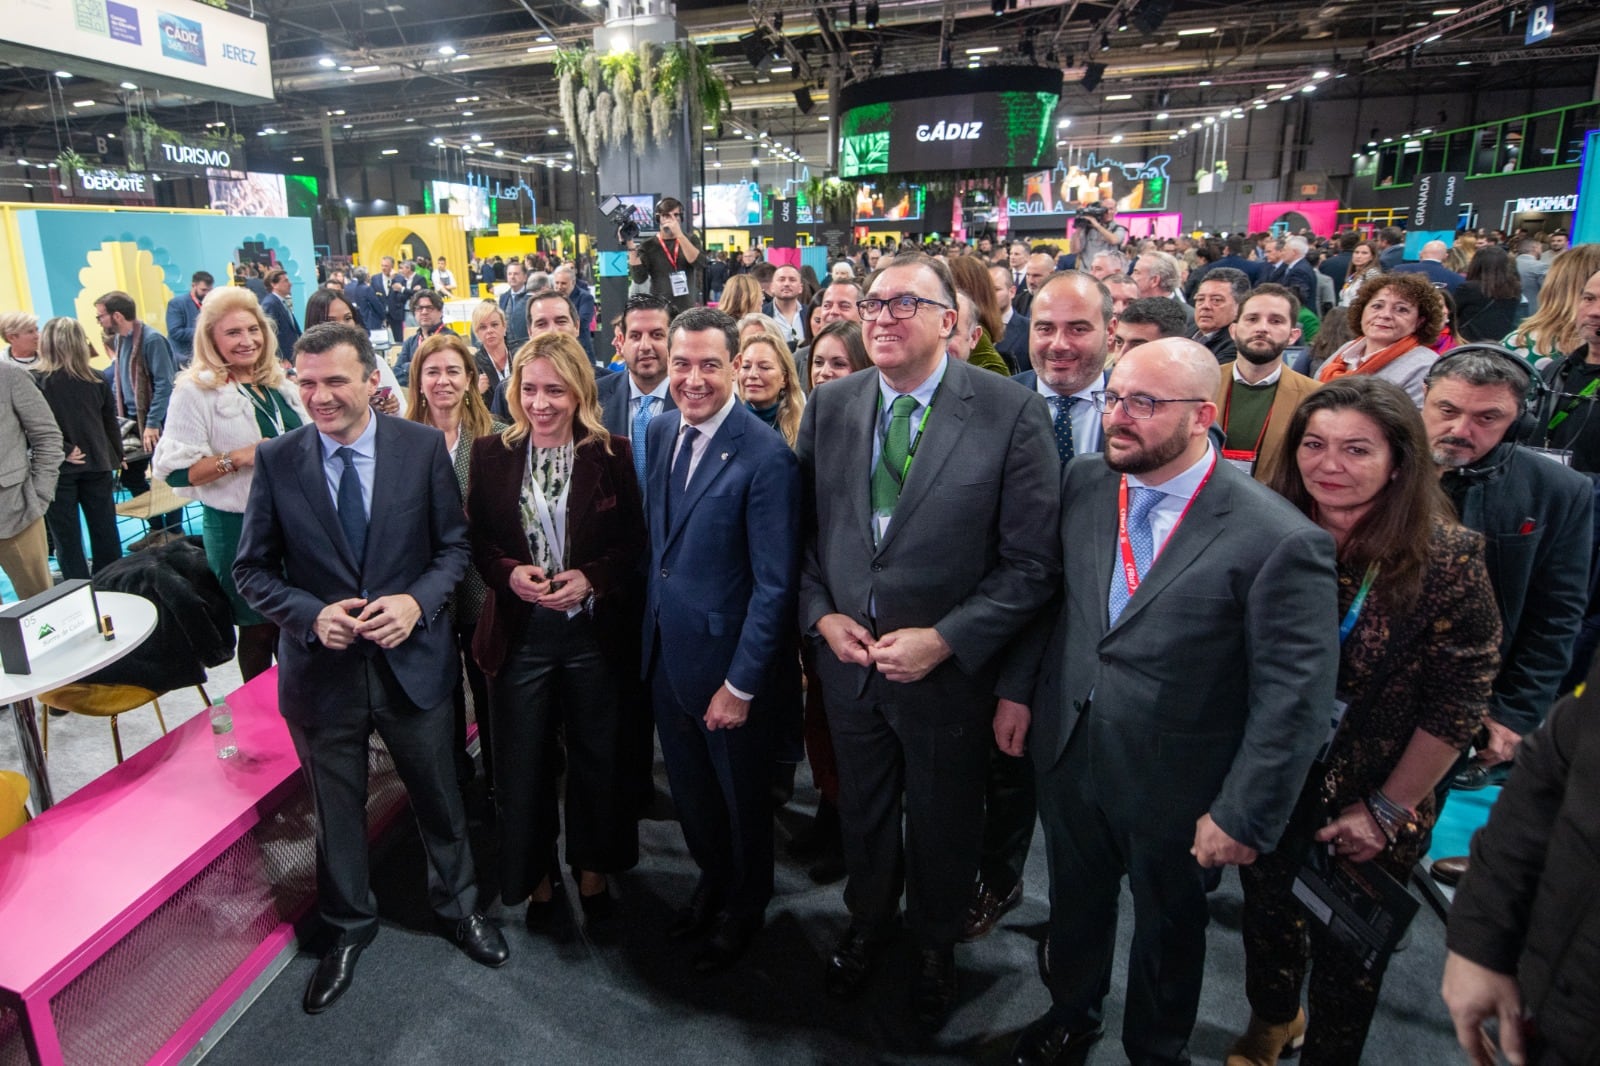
[1454,245,1526,343]
[1226,376,1501,1064]
[302,288,405,416]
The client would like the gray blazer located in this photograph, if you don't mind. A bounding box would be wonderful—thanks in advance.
[1005,454,1339,853]
[797,357,1061,693]
[0,362,63,539]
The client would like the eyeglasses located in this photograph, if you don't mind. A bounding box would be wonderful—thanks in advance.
[857,295,951,319]
[1094,391,1209,419]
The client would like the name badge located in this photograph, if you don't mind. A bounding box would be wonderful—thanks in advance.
[669,271,690,297]
[1221,447,1257,476]
[1315,695,1350,764]
[1525,446,1573,466]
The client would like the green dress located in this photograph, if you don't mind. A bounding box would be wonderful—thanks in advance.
[167,385,302,625]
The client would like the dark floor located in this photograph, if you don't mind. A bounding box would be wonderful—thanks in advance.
[203,764,1464,1066]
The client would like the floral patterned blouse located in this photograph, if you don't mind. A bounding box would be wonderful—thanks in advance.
[519,440,575,575]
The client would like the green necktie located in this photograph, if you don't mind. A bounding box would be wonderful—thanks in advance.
[871,394,919,533]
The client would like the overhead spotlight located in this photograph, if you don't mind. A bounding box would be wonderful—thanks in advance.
[794,87,815,114]
[1157,89,1170,108]
[740,30,775,73]
[1080,61,1107,92]
[993,0,1006,16]
[865,0,878,28]
[1130,0,1173,35]
[871,42,883,70]
[1098,33,1111,52]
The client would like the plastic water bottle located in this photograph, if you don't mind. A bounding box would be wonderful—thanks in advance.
[210,704,237,759]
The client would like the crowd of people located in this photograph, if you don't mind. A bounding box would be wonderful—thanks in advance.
[3,209,1599,1066]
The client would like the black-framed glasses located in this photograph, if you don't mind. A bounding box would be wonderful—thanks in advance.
[1094,391,1209,420]
[857,295,951,319]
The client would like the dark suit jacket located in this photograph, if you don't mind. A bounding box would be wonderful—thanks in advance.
[467,429,646,677]
[233,415,469,724]
[1010,369,1107,454]
[261,292,301,364]
[642,403,801,710]
[165,293,202,362]
[344,280,387,331]
[1266,258,1319,313]
[995,312,1030,373]
[597,371,677,439]
[1319,252,1353,293]
[797,358,1061,694]
[1195,329,1238,364]
[1393,259,1466,295]
[760,299,810,350]
[1004,455,1338,852]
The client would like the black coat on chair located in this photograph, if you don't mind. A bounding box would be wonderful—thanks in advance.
[88,538,235,690]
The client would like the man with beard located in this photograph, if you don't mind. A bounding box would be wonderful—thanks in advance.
[1210,284,1321,484]
[1420,347,1590,883]
[1001,337,1338,1065]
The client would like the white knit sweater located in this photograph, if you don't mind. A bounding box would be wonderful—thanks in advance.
[152,373,307,514]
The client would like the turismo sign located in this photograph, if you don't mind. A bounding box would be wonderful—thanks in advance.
[138,132,247,175]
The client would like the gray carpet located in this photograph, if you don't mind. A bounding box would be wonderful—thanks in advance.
[200,763,1463,1066]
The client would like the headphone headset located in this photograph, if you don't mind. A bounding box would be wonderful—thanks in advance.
[1424,342,1549,448]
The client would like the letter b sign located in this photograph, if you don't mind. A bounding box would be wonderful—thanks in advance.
[1526,1,1555,44]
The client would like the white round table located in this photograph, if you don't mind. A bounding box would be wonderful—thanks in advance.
[2,591,159,811]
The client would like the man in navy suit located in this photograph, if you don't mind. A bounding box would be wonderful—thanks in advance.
[990,264,1030,374]
[260,269,301,366]
[234,322,508,1015]
[1394,239,1466,295]
[1263,236,1320,313]
[165,271,212,367]
[642,306,801,974]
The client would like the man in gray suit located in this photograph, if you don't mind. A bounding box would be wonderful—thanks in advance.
[797,253,1060,1028]
[0,361,63,601]
[1003,338,1339,1065]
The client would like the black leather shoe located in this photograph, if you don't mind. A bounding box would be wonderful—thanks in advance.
[447,912,510,968]
[669,881,723,941]
[1431,855,1470,886]
[693,911,763,974]
[825,922,890,999]
[1011,1013,1103,1065]
[1451,761,1511,791]
[961,880,1023,942]
[303,929,376,1014]
[579,884,615,925]
[911,947,958,1028]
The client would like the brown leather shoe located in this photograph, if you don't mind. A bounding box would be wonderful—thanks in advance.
[960,880,1022,942]
[1225,1008,1306,1065]
[1432,855,1470,886]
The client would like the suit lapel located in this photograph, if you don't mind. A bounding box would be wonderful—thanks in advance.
[1086,465,1120,635]
[567,438,600,547]
[875,364,974,555]
[664,409,743,551]
[362,417,397,575]
[1109,465,1232,630]
[842,375,879,555]
[300,427,360,574]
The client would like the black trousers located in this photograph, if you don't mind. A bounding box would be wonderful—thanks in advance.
[1036,725,1212,1066]
[652,666,775,919]
[492,608,636,904]
[44,468,122,579]
[285,655,479,943]
[819,660,990,950]
[978,742,1037,895]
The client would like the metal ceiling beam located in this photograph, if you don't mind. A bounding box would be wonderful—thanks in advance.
[1362,0,1518,62]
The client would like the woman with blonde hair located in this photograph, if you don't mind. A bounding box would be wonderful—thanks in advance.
[467,333,645,928]
[737,333,806,447]
[1503,243,1600,364]
[470,300,514,398]
[35,317,123,578]
[408,331,506,798]
[719,274,764,320]
[737,313,792,356]
[153,286,306,680]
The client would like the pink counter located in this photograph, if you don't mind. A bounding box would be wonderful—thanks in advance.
[0,669,409,1065]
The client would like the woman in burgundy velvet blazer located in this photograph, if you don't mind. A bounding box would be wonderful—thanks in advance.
[466,334,646,925]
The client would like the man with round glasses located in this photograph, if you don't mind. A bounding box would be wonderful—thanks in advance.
[797,253,1059,1029]
[999,337,1339,1065]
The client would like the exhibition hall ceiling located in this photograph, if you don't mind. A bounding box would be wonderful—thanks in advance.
[0,0,1594,177]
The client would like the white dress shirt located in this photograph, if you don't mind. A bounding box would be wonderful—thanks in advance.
[1125,443,1217,560]
[670,391,738,484]
[1035,376,1104,454]
[319,410,379,518]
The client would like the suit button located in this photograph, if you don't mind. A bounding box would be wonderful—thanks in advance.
[1099,656,1109,665]
[871,563,882,572]
[660,569,669,578]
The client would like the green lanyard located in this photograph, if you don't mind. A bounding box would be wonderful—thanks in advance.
[877,383,940,480]
[1548,376,1599,430]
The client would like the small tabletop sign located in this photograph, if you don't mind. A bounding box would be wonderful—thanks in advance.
[0,580,102,675]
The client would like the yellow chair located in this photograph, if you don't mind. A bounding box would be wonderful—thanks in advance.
[39,683,211,764]
[0,770,30,838]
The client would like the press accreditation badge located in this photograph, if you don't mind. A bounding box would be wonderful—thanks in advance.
[1221,447,1256,476]
[669,271,690,297]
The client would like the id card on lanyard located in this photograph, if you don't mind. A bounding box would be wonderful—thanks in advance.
[1116,454,1216,600]
[661,237,689,297]
[526,460,579,618]
[1315,562,1380,763]
[1219,379,1272,476]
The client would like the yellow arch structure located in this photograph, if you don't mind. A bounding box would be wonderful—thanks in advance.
[353,214,468,284]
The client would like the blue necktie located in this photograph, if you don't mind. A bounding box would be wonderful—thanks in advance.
[336,446,367,567]
[1049,395,1076,464]
[1108,486,1161,626]
[667,426,698,522]
[632,396,656,487]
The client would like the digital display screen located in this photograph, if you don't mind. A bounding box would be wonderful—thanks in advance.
[701,181,766,228]
[853,182,924,222]
[837,67,1061,179]
[431,180,492,231]
[208,171,287,216]
[1007,155,1171,216]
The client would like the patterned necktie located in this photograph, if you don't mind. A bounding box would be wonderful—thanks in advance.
[668,425,698,521]
[631,395,656,487]
[1107,485,1161,625]
[335,446,367,567]
[1049,395,1076,463]
[870,395,919,536]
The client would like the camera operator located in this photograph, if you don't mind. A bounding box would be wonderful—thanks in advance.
[627,197,703,317]
[1069,196,1128,266]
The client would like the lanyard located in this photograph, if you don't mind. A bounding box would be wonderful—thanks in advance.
[1220,376,1274,457]
[660,236,681,272]
[525,448,572,570]
[1117,454,1216,599]
[877,383,941,480]
[1339,563,1380,644]
[236,383,285,436]
[1548,374,1599,430]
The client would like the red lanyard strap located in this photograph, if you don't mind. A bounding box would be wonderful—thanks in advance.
[660,236,680,271]
[1117,455,1216,598]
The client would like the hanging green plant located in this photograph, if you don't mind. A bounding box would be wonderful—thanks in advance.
[552,40,728,167]
[56,148,88,175]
